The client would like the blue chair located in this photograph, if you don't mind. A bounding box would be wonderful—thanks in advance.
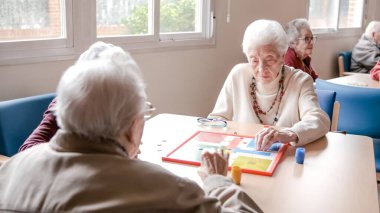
[315,89,339,131]
[0,93,55,157]
[316,79,380,172]
[338,51,352,77]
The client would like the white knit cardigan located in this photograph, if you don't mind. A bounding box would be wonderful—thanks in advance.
[209,64,330,146]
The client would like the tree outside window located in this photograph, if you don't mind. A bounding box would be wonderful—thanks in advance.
[97,0,197,37]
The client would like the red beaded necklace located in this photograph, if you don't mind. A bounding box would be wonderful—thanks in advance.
[250,65,285,125]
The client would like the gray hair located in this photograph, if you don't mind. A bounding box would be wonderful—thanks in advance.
[56,43,147,142]
[284,18,311,44]
[77,41,115,63]
[365,21,380,37]
[242,19,288,56]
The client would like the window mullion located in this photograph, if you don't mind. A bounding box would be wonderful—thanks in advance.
[336,0,342,31]
[154,0,160,41]
[74,0,96,53]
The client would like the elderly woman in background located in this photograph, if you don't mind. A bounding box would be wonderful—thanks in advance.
[209,19,329,151]
[351,21,380,73]
[0,42,262,212]
[284,18,318,81]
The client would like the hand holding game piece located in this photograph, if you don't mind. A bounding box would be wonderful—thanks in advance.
[198,149,229,181]
[256,127,298,151]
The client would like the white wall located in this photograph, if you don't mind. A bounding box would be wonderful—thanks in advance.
[0,0,379,117]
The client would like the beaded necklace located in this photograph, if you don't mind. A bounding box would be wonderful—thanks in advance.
[250,65,285,125]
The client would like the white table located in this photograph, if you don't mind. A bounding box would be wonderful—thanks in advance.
[140,113,379,213]
[328,73,380,89]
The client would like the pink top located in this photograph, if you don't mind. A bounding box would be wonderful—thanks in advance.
[284,47,318,81]
[370,61,380,81]
[18,98,59,152]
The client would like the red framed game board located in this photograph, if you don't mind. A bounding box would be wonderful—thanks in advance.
[162,131,288,176]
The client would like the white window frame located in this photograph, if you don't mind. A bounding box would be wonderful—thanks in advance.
[0,0,83,65]
[0,0,215,65]
[99,0,215,52]
[306,0,368,38]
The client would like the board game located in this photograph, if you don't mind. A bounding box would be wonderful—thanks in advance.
[162,131,288,176]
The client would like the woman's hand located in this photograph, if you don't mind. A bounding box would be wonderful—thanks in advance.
[198,150,229,181]
[256,127,298,151]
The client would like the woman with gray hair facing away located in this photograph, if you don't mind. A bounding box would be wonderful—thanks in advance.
[284,18,318,81]
[18,41,121,152]
[209,19,329,151]
[0,42,262,213]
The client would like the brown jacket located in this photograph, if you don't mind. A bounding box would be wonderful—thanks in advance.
[1,131,262,213]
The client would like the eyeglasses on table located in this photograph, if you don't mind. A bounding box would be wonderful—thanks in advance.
[197,117,227,128]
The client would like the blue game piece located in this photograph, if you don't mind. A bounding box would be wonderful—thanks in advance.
[295,147,305,164]
[268,142,281,151]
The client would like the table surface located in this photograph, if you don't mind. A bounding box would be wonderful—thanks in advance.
[139,113,379,213]
[328,73,380,88]
[0,113,377,212]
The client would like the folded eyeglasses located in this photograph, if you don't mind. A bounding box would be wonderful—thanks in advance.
[197,117,227,128]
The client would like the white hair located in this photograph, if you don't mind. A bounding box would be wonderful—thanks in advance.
[242,19,288,56]
[56,44,146,142]
[284,18,311,44]
[76,41,117,63]
[365,21,380,37]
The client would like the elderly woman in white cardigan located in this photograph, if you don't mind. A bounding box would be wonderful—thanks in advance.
[209,19,330,151]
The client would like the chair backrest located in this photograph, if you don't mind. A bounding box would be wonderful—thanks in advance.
[0,93,55,157]
[315,89,336,120]
[338,51,352,76]
[315,89,339,131]
[315,79,380,138]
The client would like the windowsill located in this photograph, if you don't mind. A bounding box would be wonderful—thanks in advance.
[312,28,363,39]
[0,38,216,66]
[113,38,216,54]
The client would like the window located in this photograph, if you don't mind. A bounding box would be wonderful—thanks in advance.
[0,0,65,41]
[308,0,365,34]
[96,0,151,37]
[96,0,214,50]
[0,0,214,64]
[0,0,75,64]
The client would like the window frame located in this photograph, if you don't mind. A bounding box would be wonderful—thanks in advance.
[306,0,368,38]
[0,0,215,65]
[98,0,215,52]
[0,0,82,65]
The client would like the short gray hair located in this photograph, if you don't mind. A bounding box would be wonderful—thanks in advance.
[56,43,147,142]
[365,21,380,37]
[284,18,311,44]
[242,19,288,56]
[77,41,115,63]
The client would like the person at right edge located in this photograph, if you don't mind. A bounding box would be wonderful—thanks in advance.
[351,21,380,73]
[369,60,380,81]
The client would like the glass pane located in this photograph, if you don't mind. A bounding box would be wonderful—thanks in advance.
[0,0,65,42]
[338,0,364,28]
[96,0,152,37]
[308,0,340,30]
[160,0,200,33]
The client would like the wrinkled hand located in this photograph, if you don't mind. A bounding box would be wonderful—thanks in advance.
[198,150,229,181]
[256,127,298,151]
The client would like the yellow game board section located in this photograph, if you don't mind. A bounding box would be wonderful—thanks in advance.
[231,155,272,171]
